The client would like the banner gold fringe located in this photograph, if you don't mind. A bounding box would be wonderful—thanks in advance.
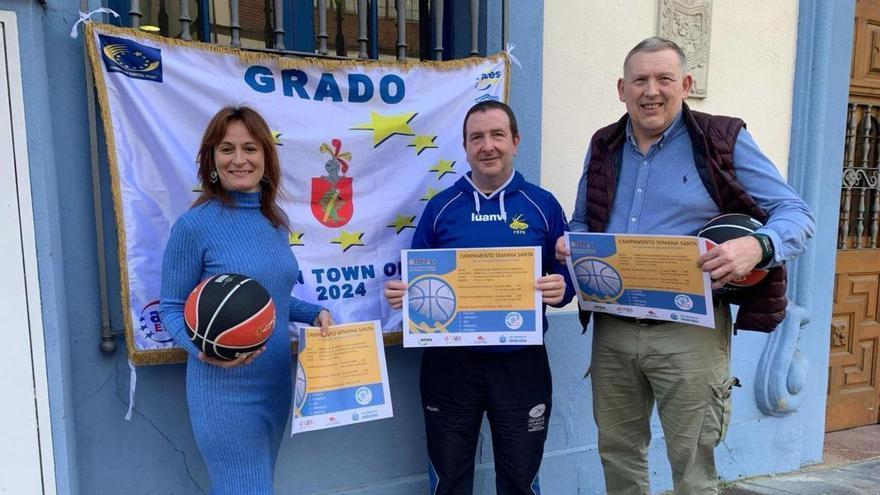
[87,23,509,74]
[85,23,146,364]
[83,22,508,365]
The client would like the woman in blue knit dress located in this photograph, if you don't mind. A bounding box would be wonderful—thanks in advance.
[160,106,331,494]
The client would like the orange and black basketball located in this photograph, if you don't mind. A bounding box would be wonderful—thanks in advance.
[698,213,769,292]
[184,273,275,360]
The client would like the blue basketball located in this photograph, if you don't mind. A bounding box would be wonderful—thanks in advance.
[408,276,456,324]
[574,258,624,302]
[293,362,307,414]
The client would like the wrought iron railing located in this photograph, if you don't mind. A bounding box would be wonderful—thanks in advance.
[839,102,880,249]
[120,0,509,62]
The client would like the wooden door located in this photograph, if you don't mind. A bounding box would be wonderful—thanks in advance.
[826,0,880,432]
[828,251,880,431]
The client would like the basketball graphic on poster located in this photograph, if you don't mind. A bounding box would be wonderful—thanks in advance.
[294,361,308,416]
[408,276,457,327]
[574,258,624,302]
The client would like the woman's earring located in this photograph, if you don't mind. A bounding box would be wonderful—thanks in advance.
[209,170,218,183]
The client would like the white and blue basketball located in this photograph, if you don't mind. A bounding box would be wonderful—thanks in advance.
[293,362,307,414]
[574,258,624,302]
[408,276,456,325]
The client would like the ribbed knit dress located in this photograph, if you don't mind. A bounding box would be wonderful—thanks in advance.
[159,191,322,495]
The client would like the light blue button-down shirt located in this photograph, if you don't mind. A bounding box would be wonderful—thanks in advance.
[570,112,814,265]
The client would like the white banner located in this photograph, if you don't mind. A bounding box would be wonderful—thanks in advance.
[85,24,508,363]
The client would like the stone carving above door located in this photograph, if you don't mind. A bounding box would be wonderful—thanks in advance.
[659,0,712,99]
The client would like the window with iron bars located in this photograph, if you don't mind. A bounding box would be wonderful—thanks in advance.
[106,0,486,61]
[312,0,420,59]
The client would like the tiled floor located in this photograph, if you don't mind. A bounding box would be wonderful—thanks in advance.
[722,424,880,495]
[821,424,880,467]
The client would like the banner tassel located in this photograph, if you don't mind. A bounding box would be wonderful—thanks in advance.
[505,43,523,70]
[125,359,137,421]
[70,8,120,39]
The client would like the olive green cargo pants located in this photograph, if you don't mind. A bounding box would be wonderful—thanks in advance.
[591,305,737,495]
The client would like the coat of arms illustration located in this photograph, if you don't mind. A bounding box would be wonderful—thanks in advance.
[311,139,353,227]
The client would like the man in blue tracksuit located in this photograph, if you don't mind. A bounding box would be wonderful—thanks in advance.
[385,101,574,495]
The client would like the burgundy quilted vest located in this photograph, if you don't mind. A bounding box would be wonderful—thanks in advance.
[580,103,787,332]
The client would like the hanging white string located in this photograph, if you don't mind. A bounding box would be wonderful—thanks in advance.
[70,7,120,39]
[124,359,137,421]
[505,42,523,70]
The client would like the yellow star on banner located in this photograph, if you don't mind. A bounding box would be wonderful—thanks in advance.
[272,131,284,145]
[351,111,417,147]
[430,159,456,179]
[331,231,365,252]
[420,187,439,201]
[288,231,304,246]
[408,135,438,155]
[387,215,416,234]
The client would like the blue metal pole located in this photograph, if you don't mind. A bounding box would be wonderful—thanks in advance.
[368,0,379,59]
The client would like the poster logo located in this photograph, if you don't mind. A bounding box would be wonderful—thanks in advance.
[674,294,694,311]
[505,312,523,330]
[311,139,354,227]
[355,386,373,405]
[98,34,163,82]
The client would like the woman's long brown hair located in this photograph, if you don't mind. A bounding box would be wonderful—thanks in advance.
[193,106,288,229]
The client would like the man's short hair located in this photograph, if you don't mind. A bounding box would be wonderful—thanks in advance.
[623,37,688,75]
[462,101,519,143]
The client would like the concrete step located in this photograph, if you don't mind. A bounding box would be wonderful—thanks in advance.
[721,458,880,495]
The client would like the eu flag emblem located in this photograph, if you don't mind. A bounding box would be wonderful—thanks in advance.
[98,34,162,82]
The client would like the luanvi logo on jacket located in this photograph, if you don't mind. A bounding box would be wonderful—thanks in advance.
[471,213,506,222]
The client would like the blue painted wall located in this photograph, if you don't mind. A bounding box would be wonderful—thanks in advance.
[501,1,542,185]
[7,0,852,493]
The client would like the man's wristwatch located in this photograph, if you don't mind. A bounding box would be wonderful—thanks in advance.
[749,233,775,269]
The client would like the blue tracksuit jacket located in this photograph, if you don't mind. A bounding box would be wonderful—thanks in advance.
[411,170,575,329]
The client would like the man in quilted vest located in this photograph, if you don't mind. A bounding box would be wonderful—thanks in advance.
[555,37,814,494]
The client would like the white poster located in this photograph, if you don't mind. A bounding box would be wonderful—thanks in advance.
[293,321,392,434]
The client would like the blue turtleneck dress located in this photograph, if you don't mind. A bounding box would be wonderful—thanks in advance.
[159,191,322,495]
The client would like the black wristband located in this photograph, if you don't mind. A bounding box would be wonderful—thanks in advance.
[750,233,774,269]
